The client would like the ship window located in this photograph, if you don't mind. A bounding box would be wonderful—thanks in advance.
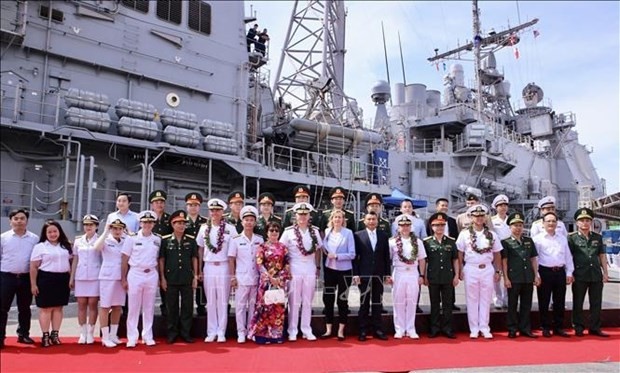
[414,161,426,170]
[188,1,212,35]
[426,161,444,178]
[156,0,182,24]
[121,0,149,13]
[39,5,64,23]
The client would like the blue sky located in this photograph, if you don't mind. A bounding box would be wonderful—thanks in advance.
[245,1,619,194]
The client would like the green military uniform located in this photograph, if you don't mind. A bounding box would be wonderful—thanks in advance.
[320,209,356,232]
[185,215,207,237]
[255,214,282,239]
[159,222,199,342]
[226,191,245,234]
[501,212,538,336]
[423,212,458,337]
[153,212,172,236]
[567,208,607,335]
[225,213,244,234]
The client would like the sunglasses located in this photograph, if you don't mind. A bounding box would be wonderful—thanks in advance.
[431,224,446,227]
[268,229,280,233]
[544,220,557,223]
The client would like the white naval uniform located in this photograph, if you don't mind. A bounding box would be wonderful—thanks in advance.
[491,215,510,308]
[456,228,502,335]
[280,225,323,338]
[73,234,101,297]
[389,236,427,337]
[530,219,568,238]
[196,221,236,339]
[121,231,161,344]
[98,235,126,308]
[228,232,263,337]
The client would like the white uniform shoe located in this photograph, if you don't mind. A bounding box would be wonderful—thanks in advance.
[144,339,156,346]
[482,331,493,339]
[288,335,297,342]
[469,332,479,339]
[408,333,420,340]
[303,333,317,341]
[86,325,95,344]
[126,340,137,348]
[78,325,87,344]
[237,335,246,344]
[204,335,216,343]
[216,335,226,343]
[393,333,404,339]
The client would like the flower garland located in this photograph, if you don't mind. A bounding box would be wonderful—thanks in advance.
[204,219,226,254]
[396,234,419,264]
[468,225,494,254]
[294,224,318,256]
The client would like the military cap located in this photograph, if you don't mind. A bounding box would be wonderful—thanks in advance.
[241,205,258,219]
[507,212,525,225]
[82,214,99,225]
[394,214,413,226]
[467,204,489,216]
[258,192,275,205]
[429,212,448,225]
[293,185,310,198]
[330,187,346,199]
[138,210,157,222]
[574,208,593,221]
[149,190,167,203]
[365,193,383,206]
[185,192,203,204]
[293,202,314,214]
[537,196,556,209]
[466,194,480,202]
[109,218,126,228]
[228,191,245,204]
[169,210,188,224]
[492,194,509,208]
[207,198,227,210]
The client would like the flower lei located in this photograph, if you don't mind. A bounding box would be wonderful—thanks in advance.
[469,225,494,254]
[205,219,226,254]
[396,234,419,264]
[294,224,318,256]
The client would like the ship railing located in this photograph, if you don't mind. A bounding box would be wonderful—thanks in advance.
[0,180,34,218]
[0,0,27,38]
[411,138,447,154]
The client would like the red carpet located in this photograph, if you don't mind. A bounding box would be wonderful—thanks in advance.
[1,330,619,372]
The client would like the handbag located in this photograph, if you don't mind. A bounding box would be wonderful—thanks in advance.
[264,285,286,305]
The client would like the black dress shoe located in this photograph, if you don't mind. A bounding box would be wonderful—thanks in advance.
[520,331,537,338]
[554,329,570,338]
[374,331,388,341]
[381,307,389,314]
[196,307,206,316]
[358,333,367,342]
[167,336,177,344]
[181,336,195,343]
[589,330,610,338]
[575,329,584,337]
[18,335,35,344]
[542,329,552,338]
[508,331,517,338]
[319,332,332,340]
[452,305,461,311]
[444,331,456,339]
[428,331,439,338]
[337,334,346,341]
[0,339,5,349]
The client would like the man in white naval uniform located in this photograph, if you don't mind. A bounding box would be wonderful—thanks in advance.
[530,196,568,238]
[196,198,237,343]
[491,194,511,309]
[456,205,503,339]
[228,206,263,343]
[121,210,161,347]
[280,202,324,341]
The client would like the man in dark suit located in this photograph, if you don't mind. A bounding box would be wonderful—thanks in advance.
[426,197,460,311]
[353,211,391,341]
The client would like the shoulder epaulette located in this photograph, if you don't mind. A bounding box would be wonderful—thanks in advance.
[128,232,137,236]
[446,235,455,240]
[75,234,84,239]
[533,219,542,223]
[162,234,173,239]
[285,208,294,212]
[184,234,195,239]
[272,215,282,220]
[233,233,242,238]
[284,226,294,230]
[568,231,578,236]
[423,236,433,241]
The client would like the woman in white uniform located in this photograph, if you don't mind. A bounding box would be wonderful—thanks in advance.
[94,218,127,347]
[389,214,426,339]
[69,214,102,344]
[29,220,73,347]
[121,211,161,347]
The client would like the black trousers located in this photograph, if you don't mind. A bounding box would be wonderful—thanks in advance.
[428,282,454,334]
[572,280,603,332]
[322,267,351,325]
[165,284,194,339]
[537,266,566,331]
[195,282,206,311]
[358,275,384,334]
[507,282,534,333]
[0,272,32,339]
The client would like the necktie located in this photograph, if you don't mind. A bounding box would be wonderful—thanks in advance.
[370,231,376,250]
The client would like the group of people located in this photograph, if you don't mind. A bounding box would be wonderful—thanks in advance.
[246,23,269,56]
[0,186,610,349]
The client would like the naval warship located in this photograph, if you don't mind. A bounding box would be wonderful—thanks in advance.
[0,0,609,236]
